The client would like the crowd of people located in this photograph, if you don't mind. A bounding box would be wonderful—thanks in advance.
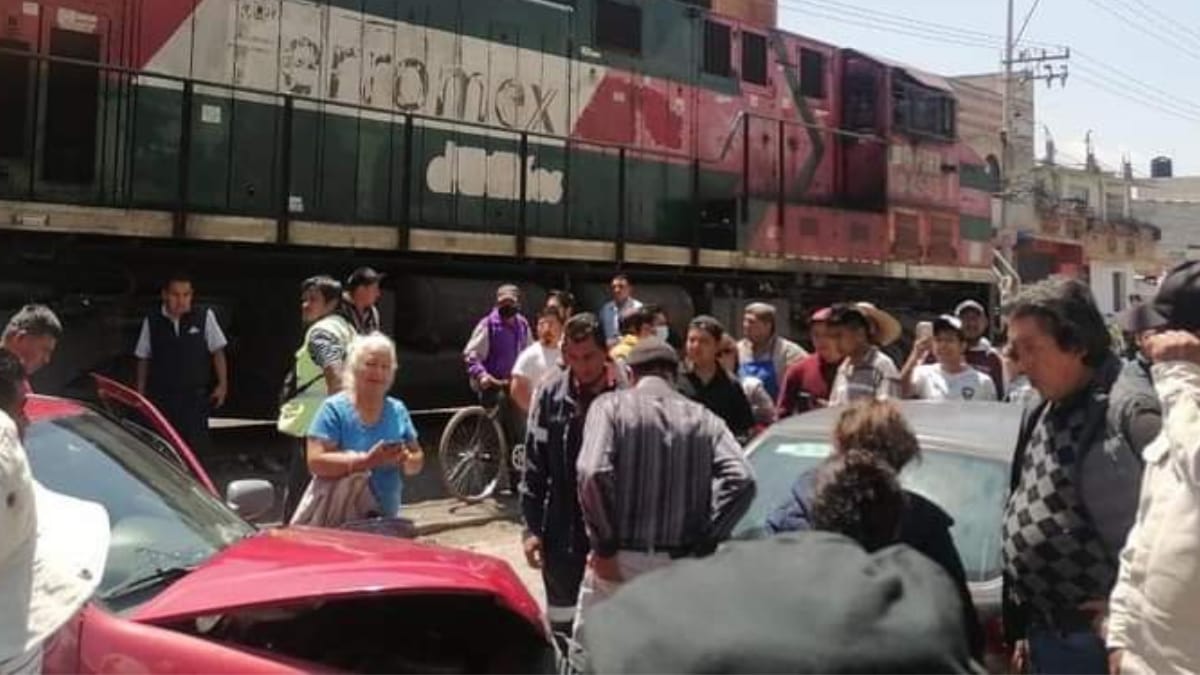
[5,258,1200,673]
[509,268,1200,674]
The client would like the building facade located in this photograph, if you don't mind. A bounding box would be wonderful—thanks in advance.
[1134,175,1200,268]
[1031,162,1160,316]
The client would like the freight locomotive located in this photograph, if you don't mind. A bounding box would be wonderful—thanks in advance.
[0,0,999,414]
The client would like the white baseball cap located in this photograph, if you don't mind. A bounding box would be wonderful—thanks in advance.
[0,411,109,661]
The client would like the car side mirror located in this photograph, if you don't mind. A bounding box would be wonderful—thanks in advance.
[226,479,275,523]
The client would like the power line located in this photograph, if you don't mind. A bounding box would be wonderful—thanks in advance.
[1072,71,1200,126]
[1072,60,1200,120]
[776,2,1000,50]
[1116,0,1200,52]
[1014,0,1043,44]
[1072,50,1200,117]
[782,0,1061,49]
[776,0,1200,130]
[1081,0,1200,64]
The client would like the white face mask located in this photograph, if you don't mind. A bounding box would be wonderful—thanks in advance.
[655,325,670,341]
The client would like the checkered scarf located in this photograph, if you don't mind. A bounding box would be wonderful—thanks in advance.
[1001,399,1117,615]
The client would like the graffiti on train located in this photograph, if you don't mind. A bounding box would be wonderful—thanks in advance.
[426,141,565,205]
[221,0,570,135]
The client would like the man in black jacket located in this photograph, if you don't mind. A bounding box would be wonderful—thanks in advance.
[135,273,228,454]
[678,315,754,439]
[520,313,618,643]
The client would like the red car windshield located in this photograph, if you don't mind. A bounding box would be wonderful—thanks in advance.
[23,411,254,611]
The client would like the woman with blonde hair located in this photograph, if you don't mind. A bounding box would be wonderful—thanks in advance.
[291,332,423,526]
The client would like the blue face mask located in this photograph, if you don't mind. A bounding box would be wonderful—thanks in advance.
[655,325,670,341]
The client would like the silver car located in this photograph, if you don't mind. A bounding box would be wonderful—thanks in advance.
[733,401,1024,671]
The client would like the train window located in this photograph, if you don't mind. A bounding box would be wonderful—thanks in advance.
[892,76,955,140]
[596,0,642,55]
[43,29,100,183]
[799,48,826,99]
[0,40,30,159]
[741,32,768,85]
[843,72,877,131]
[703,21,732,77]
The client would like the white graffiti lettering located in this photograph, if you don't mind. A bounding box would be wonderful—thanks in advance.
[394,58,429,111]
[426,141,564,205]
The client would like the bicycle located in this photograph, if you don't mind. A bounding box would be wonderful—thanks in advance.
[438,381,525,503]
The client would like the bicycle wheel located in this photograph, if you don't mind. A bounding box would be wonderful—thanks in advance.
[438,406,507,503]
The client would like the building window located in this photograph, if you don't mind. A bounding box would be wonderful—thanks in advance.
[799,48,826,99]
[1113,271,1126,312]
[985,154,1002,192]
[741,32,768,85]
[702,21,732,77]
[596,0,641,55]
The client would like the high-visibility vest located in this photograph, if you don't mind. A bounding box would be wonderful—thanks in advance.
[277,313,355,437]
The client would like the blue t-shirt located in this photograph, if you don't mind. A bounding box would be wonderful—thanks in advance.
[308,393,418,517]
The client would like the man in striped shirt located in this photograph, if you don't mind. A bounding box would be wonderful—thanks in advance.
[573,337,755,633]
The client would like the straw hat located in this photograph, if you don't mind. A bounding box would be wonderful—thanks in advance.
[854,302,902,347]
[0,412,109,661]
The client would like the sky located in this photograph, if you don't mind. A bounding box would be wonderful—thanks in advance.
[777,0,1200,177]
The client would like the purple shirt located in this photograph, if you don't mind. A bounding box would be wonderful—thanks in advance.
[463,309,533,381]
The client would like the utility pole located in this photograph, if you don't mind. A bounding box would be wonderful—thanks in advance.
[1000,0,1015,252]
[999,0,1069,248]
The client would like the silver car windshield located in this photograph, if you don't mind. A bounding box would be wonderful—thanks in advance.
[736,436,1007,582]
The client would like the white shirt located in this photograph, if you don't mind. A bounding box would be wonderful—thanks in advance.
[911,364,997,402]
[134,306,227,359]
[1108,361,1200,674]
[512,342,562,388]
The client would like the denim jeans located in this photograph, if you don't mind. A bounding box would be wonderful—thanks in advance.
[1028,626,1107,674]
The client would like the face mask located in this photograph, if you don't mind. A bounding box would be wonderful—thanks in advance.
[655,325,670,341]
[499,305,519,319]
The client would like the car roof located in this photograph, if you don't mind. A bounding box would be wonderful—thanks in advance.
[764,401,1024,460]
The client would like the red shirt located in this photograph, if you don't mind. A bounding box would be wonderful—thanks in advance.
[776,355,839,418]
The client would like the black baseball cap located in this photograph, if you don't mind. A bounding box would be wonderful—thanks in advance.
[1124,260,1200,333]
[583,533,980,673]
[346,267,384,289]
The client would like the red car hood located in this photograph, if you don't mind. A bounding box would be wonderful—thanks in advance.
[129,527,541,627]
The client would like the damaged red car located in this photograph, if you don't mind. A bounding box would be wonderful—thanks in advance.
[23,376,550,673]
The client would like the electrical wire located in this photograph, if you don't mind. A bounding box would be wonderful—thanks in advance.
[1072,71,1200,126]
[780,0,1061,49]
[1014,0,1043,45]
[777,0,1200,130]
[1113,0,1200,53]
[1081,0,1200,65]
[776,2,1000,51]
[1072,59,1200,121]
[1072,51,1200,118]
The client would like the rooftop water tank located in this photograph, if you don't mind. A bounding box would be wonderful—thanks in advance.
[1151,156,1174,179]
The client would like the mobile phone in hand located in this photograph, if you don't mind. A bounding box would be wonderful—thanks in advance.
[915,321,933,341]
